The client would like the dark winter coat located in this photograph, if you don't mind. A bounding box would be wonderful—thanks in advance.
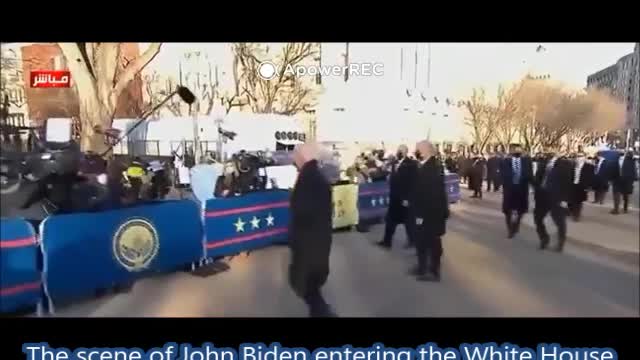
[408,157,449,237]
[288,160,333,297]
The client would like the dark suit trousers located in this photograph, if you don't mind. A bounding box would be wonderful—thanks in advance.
[383,217,413,246]
[415,230,443,275]
[613,191,630,212]
[487,174,501,192]
[534,196,567,246]
[568,186,586,220]
[504,211,524,235]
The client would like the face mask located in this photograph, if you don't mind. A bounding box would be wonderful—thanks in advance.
[396,152,404,159]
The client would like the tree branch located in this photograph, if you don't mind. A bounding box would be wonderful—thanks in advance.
[112,43,162,100]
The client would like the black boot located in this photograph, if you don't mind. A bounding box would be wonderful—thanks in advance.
[376,241,391,249]
[539,237,550,250]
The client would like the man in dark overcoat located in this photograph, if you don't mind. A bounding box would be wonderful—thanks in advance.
[408,140,449,282]
[499,144,533,238]
[567,153,594,221]
[378,144,418,249]
[533,152,574,252]
[611,150,638,214]
[288,143,335,317]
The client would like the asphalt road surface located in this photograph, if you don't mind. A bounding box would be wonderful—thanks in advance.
[51,188,639,318]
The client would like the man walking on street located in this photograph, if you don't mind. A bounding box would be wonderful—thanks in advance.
[469,155,486,199]
[568,152,594,222]
[500,144,533,239]
[611,150,638,214]
[288,143,336,317]
[378,145,418,249]
[592,153,610,204]
[533,152,573,252]
[408,140,450,282]
[486,151,502,192]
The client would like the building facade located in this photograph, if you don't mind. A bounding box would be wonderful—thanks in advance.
[587,46,639,130]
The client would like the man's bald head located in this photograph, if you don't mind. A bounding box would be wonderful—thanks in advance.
[397,144,408,156]
[416,140,436,160]
[293,142,323,169]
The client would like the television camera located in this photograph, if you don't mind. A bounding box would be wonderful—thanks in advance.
[228,150,276,195]
[0,86,196,219]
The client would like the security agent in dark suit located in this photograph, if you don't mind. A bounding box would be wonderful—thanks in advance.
[486,152,502,192]
[533,152,573,252]
[567,153,594,222]
[591,153,610,204]
[499,144,533,238]
[378,145,418,249]
[611,150,638,214]
[288,143,336,317]
[408,140,450,282]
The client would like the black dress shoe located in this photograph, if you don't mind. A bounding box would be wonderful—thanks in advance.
[408,266,426,277]
[417,272,441,282]
[539,240,549,250]
[553,244,564,253]
[623,208,629,214]
[310,304,338,318]
[610,209,619,215]
[376,241,391,249]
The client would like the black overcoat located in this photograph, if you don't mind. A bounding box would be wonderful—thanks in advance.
[386,158,418,223]
[612,155,638,195]
[408,157,449,237]
[500,156,533,214]
[288,160,333,297]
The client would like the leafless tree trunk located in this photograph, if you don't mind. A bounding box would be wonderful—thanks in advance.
[58,42,161,153]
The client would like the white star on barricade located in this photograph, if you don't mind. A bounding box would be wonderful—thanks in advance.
[265,213,275,226]
[250,216,261,229]
[234,218,246,232]
[371,198,377,206]
[379,196,385,205]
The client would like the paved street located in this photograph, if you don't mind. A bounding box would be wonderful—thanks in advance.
[52,187,639,318]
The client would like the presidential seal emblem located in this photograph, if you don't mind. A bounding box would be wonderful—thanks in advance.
[112,218,159,271]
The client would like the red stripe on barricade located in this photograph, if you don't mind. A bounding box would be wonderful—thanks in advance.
[205,201,289,218]
[0,236,37,248]
[206,227,288,249]
[0,281,41,297]
[359,190,389,196]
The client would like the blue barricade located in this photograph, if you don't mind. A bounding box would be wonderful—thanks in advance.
[358,174,461,222]
[445,173,461,203]
[205,190,290,258]
[0,218,40,313]
[358,182,390,222]
[40,200,203,303]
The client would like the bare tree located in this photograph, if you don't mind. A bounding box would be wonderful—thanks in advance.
[463,88,500,153]
[233,43,319,115]
[493,83,524,150]
[510,79,626,153]
[57,43,161,153]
